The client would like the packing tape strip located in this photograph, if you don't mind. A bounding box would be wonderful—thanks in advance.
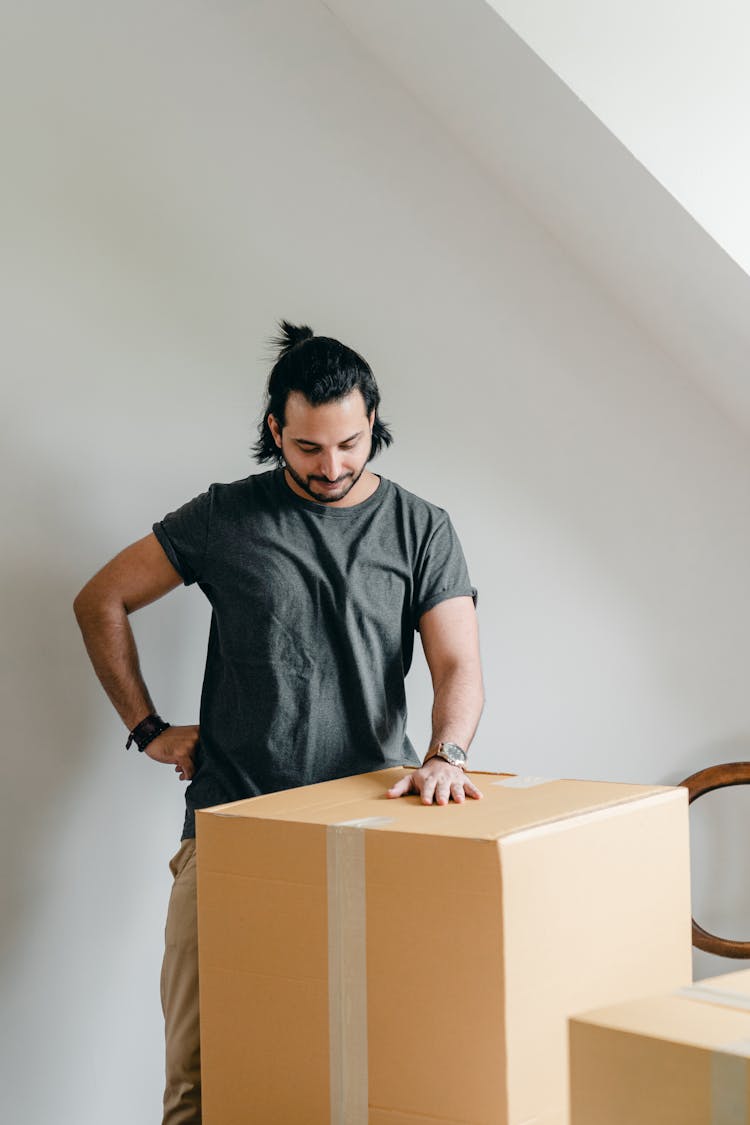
[712,1041,750,1125]
[492,776,558,789]
[327,816,393,1125]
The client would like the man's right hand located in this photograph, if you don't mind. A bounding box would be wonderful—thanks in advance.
[145,724,200,781]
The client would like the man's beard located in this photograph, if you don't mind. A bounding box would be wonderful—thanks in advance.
[283,458,366,504]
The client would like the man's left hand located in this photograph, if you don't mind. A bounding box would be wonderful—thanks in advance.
[386,757,483,805]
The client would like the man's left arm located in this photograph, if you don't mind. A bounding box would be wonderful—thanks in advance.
[387,595,484,805]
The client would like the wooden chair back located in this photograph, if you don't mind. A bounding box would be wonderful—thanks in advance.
[680,762,750,958]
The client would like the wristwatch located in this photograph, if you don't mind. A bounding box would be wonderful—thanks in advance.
[423,741,468,770]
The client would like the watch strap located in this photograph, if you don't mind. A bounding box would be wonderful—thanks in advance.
[126,713,171,752]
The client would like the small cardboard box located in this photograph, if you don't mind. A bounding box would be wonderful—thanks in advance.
[569,969,750,1125]
[197,769,692,1125]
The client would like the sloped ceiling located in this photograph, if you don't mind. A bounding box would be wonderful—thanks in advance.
[321,0,750,430]
[489,0,750,278]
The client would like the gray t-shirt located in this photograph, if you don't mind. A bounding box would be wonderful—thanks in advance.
[153,468,476,838]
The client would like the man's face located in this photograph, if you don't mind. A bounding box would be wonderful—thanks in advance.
[269,389,375,506]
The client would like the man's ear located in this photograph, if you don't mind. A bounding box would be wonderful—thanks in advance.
[268,414,282,449]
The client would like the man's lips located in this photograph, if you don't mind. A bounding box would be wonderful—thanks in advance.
[311,477,350,488]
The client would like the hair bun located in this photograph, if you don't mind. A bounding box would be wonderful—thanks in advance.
[273,319,314,357]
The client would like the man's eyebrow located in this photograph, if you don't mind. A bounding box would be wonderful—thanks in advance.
[294,431,362,446]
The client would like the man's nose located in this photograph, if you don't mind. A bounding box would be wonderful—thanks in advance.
[319,451,342,480]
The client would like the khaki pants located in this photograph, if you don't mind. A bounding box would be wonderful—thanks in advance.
[161,838,201,1124]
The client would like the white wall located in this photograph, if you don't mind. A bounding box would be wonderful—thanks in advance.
[489,0,750,275]
[2,1,750,1121]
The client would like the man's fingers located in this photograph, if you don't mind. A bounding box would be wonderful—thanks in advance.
[386,774,415,799]
[387,768,484,803]
[463,777,483,800]
[420,777,437,805]
[434,780,451,806]
[181,757,194,781]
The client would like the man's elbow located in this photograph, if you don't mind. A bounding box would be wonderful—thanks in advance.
[73,585,90,625]
[73,580,119,628]
[73,586,103,635]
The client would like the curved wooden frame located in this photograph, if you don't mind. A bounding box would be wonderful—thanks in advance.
[680,762,750,958]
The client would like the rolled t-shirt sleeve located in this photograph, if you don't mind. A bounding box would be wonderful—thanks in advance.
[153,488,213,587]
[413,514,478,629]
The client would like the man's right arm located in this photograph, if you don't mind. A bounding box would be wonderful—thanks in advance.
[73,532,199,781]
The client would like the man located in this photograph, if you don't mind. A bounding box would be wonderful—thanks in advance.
[73,321,484,1124]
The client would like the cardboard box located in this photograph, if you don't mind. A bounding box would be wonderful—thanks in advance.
[196,768,692,1125]
[570,969,750,1125]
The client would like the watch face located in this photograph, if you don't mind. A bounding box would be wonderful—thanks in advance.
[439,742,467,765]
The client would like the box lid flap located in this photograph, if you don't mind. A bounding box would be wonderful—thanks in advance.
[198,768,680,840]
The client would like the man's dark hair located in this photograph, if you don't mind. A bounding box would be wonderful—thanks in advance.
[254,320,394,465]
